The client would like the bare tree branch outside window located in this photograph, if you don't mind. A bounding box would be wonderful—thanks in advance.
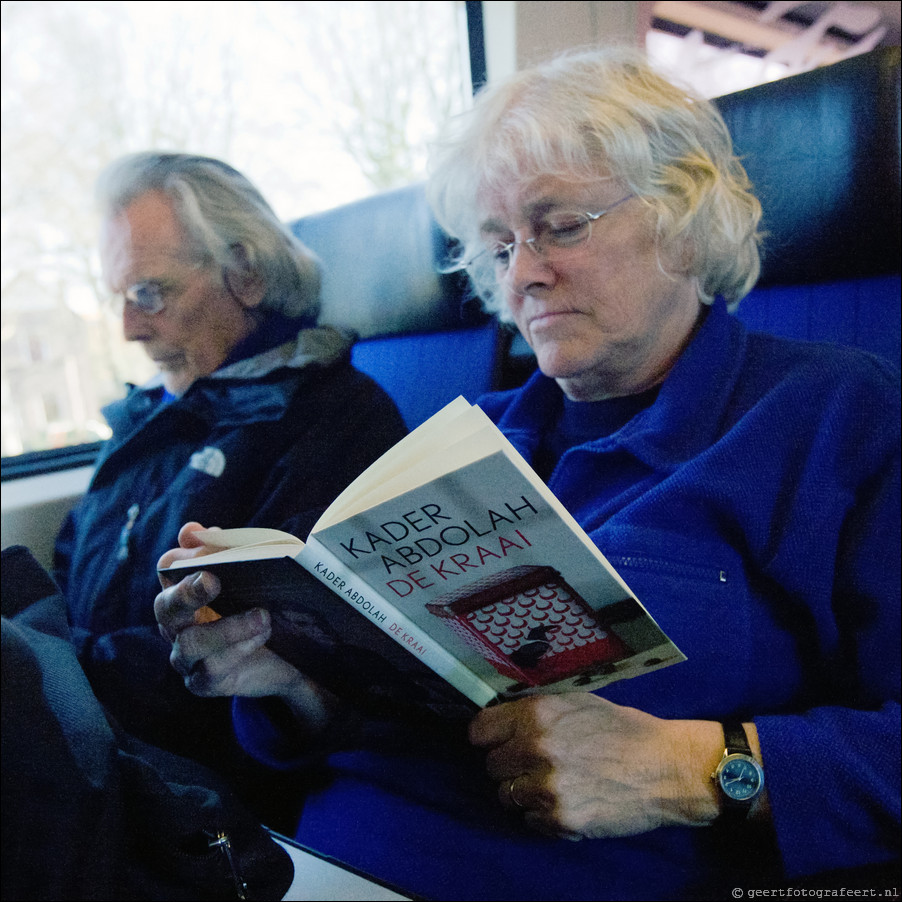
[1,0,470,455]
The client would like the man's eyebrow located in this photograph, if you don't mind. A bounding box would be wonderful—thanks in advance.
[114,276,164,294]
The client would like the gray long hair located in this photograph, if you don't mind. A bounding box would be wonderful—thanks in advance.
[96,152,320,319]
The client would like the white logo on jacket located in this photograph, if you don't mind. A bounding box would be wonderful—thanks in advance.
[189,446,226,477]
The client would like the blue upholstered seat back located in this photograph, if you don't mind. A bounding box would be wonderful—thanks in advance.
[735,277,899,364]
[716,47,900,367]
[291,184,498,428]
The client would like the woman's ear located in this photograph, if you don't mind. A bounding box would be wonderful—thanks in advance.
[662,233,695,276]
[225,243,266,309]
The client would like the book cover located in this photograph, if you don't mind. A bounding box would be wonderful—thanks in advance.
[302,449,683,704]
[183,555,480,721]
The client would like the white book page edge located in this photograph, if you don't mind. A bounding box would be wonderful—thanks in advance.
[313,399,490,528]
[165,542,306,568]
[314,421,507,530]
[191,527,303,549]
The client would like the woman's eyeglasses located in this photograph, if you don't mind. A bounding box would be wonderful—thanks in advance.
[479,194,634,271]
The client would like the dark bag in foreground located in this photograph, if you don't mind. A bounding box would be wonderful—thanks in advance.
[1,545,293,901]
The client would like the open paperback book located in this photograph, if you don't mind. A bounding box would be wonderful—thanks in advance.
[162,397,684,719]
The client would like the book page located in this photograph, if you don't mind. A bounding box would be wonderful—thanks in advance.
[191,527,303,550]
[165,541,306,569]
[315,398,489,528]
[315,419,509,530]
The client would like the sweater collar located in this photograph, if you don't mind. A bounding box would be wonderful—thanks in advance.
[219,311,316,370]
[496,299,748,471]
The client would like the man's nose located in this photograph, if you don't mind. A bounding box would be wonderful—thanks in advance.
[121,301,154,341]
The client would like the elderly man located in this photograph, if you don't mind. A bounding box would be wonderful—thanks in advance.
[54,153,406,788]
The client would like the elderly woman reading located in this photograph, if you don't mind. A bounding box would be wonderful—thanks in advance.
[155,51,900,899]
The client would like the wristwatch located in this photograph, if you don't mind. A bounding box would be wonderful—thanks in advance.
[711,722,764,822]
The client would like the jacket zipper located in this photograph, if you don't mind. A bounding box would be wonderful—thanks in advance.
[117,503,140,561]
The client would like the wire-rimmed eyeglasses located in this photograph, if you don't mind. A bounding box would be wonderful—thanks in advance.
[111,260,227,316]
[477,193,634,271]
[120,280,168,315]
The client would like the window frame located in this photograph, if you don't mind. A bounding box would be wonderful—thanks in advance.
[1,442,106,482]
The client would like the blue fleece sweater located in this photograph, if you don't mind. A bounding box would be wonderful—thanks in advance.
[234,301,900,899]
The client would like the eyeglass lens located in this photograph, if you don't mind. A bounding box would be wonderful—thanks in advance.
[122,281,166,314]
[489,194,633,269]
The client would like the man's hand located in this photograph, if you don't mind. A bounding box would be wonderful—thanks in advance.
[154,521,336,730]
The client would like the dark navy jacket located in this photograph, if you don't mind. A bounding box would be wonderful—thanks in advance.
[235,300,900,899]
[55,325,407,773]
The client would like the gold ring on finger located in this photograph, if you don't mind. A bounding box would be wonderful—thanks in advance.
[508,775,527,809]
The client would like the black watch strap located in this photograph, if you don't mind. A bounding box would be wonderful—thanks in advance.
[723,721,752,756]
[714,721,763,825]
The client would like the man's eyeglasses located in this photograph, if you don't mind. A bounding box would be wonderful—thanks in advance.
[480,194,634,271]
[121,280,168,315]
[112,260,211,316]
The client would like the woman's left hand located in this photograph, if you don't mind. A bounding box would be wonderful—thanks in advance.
[469,693,724,840]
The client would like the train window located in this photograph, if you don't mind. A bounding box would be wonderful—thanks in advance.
[1,0,473,468]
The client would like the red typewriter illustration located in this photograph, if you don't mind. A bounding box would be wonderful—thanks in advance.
[425,564,635,689]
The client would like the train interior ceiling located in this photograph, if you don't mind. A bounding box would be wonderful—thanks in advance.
[1,1,900,571]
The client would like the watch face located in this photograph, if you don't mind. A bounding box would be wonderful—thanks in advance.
[718,754,764,801]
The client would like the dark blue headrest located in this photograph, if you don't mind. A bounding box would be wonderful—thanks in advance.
[715,46,900,287]
[291,48,900,358]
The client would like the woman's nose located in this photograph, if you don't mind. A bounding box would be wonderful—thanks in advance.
[503,239,555,294]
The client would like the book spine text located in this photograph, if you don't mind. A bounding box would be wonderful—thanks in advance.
[296,538,498,707]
